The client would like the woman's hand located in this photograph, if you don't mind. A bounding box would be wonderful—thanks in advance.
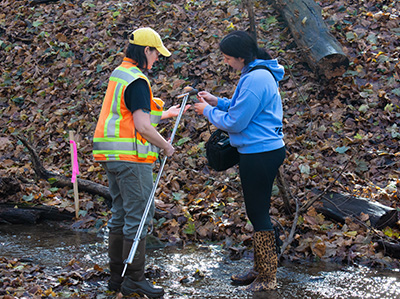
[194,96,209,115]
[197,91,218,106]
[133,109,175,156]
[163,142,175,157]
[162,104,191,119]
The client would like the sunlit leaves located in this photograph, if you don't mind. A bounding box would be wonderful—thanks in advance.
[335,146,350,154]
[22,193,34,202]
[392,88,400,97]
[387,124,400,139]
[299,163,310,176]
[176,137,191,146]
[358,104,369,113]
[32,20,44,28]
[384,103,394,113]
[383,227,400,239]
[354,159,368,173]
[366,33,378,45]
[183,219,196,235]
[346,32,357,42]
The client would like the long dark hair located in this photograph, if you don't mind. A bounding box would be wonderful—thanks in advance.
[219,31,272,65]
[125,43,156,70]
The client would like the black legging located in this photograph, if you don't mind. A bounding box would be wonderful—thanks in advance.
[239,146,286,232]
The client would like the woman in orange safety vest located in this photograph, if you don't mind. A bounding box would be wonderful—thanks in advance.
[93,27,189,298]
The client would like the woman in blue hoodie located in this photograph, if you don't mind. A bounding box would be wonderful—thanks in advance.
[194,30,286,292]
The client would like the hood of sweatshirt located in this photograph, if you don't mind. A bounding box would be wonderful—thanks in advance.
[242,59,285,82]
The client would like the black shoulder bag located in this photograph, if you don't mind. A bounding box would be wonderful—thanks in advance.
[206,129,239,171]
[205,65,276,171]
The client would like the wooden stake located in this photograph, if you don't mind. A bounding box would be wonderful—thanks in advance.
[69,131,79,219]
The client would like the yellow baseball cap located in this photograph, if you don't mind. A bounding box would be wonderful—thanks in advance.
[129,27,171,57]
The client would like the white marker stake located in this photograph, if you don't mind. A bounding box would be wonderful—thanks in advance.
[69,131,80,219]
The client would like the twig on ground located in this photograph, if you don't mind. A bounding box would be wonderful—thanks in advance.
[279,194,299,260]
[299,156,353,214]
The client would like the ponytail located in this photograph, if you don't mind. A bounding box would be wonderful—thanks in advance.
[256,48,272,60]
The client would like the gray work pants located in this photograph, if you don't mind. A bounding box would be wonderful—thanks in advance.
[102,161,154,240]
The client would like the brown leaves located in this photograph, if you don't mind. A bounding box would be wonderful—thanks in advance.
[0,257,106,297]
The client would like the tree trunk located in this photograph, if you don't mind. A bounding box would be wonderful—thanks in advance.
[267,0,349,78]
[314,190,398,229]
[246,0,257,41]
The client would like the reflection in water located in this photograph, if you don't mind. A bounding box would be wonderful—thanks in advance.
[0,222,107,266]
[148,246,400,299]
[1,223,399,298]
[276,262,400,299]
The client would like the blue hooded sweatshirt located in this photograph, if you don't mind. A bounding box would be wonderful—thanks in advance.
[203,59,285,154]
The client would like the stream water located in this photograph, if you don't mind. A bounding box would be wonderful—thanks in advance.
[1,222,400,299]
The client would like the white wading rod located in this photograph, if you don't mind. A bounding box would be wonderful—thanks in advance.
[122,86,198,277]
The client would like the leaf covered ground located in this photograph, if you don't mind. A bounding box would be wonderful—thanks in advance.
[0,0,400,297]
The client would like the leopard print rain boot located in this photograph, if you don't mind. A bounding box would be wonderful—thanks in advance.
[231,249,258,285]
[231,268,258,285]
[246,230,278,292]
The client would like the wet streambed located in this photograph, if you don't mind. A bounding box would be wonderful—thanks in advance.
[1,223,399,299]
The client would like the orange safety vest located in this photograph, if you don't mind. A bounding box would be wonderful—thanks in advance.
[93,58,164,163]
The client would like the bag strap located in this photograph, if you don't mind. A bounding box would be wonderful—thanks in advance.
[248,65,278,82]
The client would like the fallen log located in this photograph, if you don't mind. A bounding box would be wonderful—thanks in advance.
[0,203,73,224]
[267,0,349,78]
[0,177,21,197]
[314,190,398,229]
[17,136,112,206]
[376,240,400,259]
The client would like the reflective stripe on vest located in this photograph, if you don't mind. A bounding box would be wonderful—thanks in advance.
[93,59,163,163]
